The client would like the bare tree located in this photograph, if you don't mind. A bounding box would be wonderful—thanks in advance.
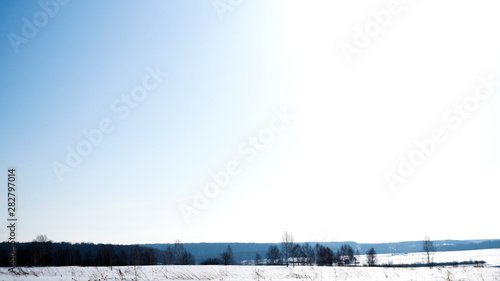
[302,243,315,266]
[169,240,194,265]
[35,234,48,242]
[337,244,355,266]
[366,248,377,266]
[423,236,435,267]
[220,245,234,265]
[291,244,303,266]
[165,246,174,265]
[255,253,261,265]
[31,235,51,266]
[315,244,334,266]
[173,240,184,263]
[96,244,115,267]
[266,246,281,265]
[281,232,294,267]
[144,248,156,265]
[132,245,143,265]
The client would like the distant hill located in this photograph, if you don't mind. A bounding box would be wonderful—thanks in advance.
[143,239,500,264]
[143,242,275,263]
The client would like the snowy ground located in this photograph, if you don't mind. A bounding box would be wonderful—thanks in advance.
[372,248,500,267]
[1,265,500,281]
[0,249,499,281]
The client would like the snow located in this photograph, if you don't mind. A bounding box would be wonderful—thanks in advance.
[368,248,500,267]
[1,265,500,281]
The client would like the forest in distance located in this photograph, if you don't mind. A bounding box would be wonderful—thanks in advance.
[2,234,499,268]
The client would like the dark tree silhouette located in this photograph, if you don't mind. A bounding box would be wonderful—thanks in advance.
[423,236,435,267]
[337,244,355,266]
[96,244,115,267]
[144,248,156,265]
[291,244,303,266]
[163,241,194,265]
[302,243,315,266]
[366,248,377,266]
[255,253,261,265]
[220,245,234,265]
[315,244,334,266]
[131,245,143,265]
[165,246,175,265]
[281,232,294,267]
[30,235,52,266]
[200,257,222,265]
[266,246,281,265]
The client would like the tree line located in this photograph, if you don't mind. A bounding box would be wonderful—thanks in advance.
[259,231,376,267]
[199,245,235,265]
[0,235,195,267]
[2,234,440,267]
[197,232,379,267]
[260,232,438,267]
[263,240,376,266]
[197,233,438,267]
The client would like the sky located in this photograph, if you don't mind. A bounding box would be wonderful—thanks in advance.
[0,0,499,245]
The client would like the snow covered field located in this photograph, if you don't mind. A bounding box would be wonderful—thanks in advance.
[1,249,499,281]
[374,248,500,267]
[1,265,499,281]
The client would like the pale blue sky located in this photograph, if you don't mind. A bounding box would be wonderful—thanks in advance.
[1,1,499,244]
